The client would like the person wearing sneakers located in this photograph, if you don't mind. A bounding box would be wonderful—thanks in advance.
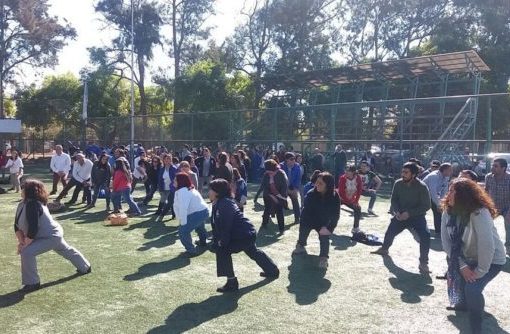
[359,160,382,215]
[14,179,91,293]
[173,173,209,256]
[371,162,431,274]
[111,158,141,216]
[484,157,510,256]
[441,178,506,334]
[338,165,363,234]
[209,178,279,293]
[293,172,340,269]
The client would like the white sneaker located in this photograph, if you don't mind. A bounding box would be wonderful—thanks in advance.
[367,208,375,215]
[351,227,361,234]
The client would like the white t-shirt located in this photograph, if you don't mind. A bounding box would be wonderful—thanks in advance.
[173,187,209,226]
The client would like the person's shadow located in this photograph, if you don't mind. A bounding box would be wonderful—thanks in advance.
[147,279,272,334]
[287,255,331,305]
[0,273,81,308]
[124,255,191,281]
[448,311,510,334]
[382,256,434,303]
[330,234,357,251]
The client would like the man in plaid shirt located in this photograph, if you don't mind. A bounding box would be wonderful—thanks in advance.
[485,157,510,255]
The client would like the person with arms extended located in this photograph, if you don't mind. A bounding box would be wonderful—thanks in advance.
[14,179,91,293]
[371,162,432,274]
[209,179,279,292]
[441,178,506,334]
[292,172,340,269]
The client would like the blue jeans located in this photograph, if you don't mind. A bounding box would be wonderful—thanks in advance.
[464,264,503,333]
[361,190,377,210]
[179,209,208,253]
[382,215,430,263]
[91,183,111,207]
[111,188,141,214]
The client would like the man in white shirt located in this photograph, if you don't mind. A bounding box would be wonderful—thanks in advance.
[55,153,93,205]
[4,149,23,192]
[423,162,452,236]
[50,145,71,195]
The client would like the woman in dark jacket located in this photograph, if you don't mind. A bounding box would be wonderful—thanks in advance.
[292,172,340,269]
[141,155,162,206]
[88,153,111,211]
[214,152,233,183]
[209,179,279,293]
[255,159,288,234]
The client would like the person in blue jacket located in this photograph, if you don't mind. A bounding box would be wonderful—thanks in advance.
[280,152,302,224]
[209,178,279,293]
[233,168,248,212]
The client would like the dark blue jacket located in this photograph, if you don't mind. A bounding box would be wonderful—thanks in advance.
[211,197,256,247]
[158,165,178,192]
[280,162,301,190]
[234,178,248,203]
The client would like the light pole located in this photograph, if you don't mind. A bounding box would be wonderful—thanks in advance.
[129,0,135,168]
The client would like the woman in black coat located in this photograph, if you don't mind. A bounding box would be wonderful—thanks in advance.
[292,172,340,269]
[209,179,279,293]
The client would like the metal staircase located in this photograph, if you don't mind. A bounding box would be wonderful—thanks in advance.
[427,97,476,165]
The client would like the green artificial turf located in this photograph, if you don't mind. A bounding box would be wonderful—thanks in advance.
[1,158,509,333]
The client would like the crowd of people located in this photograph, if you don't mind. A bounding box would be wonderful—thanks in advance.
[7,141,510,334]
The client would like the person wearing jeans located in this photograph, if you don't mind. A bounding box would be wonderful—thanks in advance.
[173,173,209,255]
[441,178,506,334]
[88,153,111,210]
[371,162,431,274]
[111,158,141,216]
[423,163,452,236]
[293,172,340,269]
[280,152,302,224]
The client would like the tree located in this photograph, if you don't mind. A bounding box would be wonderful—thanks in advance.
[15,73,82,132]
[227,0,275,107]
[90,0,163,134]
[164,0,214,79]
[0,0,76,118]
[341,0,448,63]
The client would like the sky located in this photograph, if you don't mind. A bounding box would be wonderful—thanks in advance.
[42,0,252,80]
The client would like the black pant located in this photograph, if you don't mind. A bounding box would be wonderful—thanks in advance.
[297,223,334,257]
[142,181,158,204]
[162,190,175,216]
[216,235,278,277]
[431,201,442,235]
[262,195,284,231]
[342,202,361,228]
[56,178,91,204]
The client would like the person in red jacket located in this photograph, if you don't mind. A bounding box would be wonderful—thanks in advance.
[338,165,363,234]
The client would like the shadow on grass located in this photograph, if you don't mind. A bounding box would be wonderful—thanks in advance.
[448,311,510,334]
[331,234,357,251]
[147,279,272,334]
[0,273,81,308]
[382,256,434,304]
[124,256,191,281]
[287,255,331,305]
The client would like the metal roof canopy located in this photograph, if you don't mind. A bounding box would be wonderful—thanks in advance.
[264,50,490,90]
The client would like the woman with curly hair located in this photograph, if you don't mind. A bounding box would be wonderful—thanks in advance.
[441,178,506,334]
[14,179,91,293]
